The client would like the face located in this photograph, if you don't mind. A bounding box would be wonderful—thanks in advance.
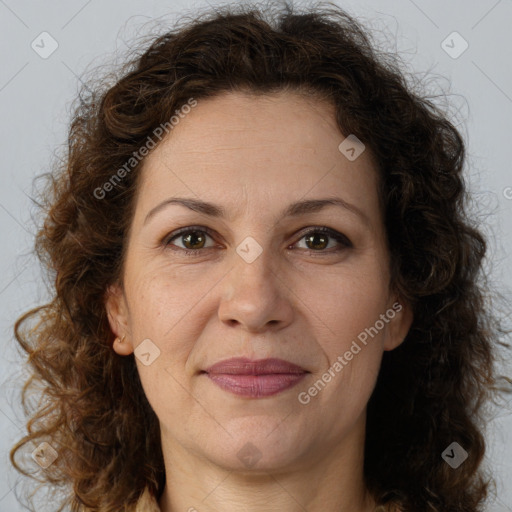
[106,90,413,473]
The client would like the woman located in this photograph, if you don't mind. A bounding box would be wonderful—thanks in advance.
[10,2,511,511]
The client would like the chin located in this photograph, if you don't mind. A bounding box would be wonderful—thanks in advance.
[197,417,309,473]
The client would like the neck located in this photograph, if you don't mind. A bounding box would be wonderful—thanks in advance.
[158,412,376,512]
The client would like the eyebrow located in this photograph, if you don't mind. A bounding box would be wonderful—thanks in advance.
[143,196,371,227]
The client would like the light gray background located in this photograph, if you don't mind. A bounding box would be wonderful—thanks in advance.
[1,0,511,510]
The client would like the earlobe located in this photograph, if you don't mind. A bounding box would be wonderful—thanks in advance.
[105,283,134,356]
[383,298,414,352]
[112,334,134,356]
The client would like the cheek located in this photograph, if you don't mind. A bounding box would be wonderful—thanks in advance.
[127,263,214,342]
[297,260,389,402]
[125,264,220,414]
[127,270,204,419]
[300,261,390,350]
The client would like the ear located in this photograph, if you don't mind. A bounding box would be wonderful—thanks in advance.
[105,283,134,356]
[382,295,414,352]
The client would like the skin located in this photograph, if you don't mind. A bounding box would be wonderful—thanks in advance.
[105,90,413,512]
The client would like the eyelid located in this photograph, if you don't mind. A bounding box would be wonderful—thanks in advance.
[162,225,352,254]
[161,225,218,249]
[293,226,352,249]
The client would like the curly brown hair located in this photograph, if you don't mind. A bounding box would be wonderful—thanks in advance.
[9,1,512,511]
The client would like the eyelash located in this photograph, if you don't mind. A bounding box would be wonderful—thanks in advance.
[161,225,352,256]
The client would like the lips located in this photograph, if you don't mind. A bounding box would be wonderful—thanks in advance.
[202,357,309,398]
[204,357,307,375]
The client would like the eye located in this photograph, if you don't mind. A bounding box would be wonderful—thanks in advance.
[162,227,217,255]
[292,227,352,253]
[162,226,352,256]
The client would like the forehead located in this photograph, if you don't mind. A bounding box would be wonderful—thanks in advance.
[134,90,381,226]
[149,90,343,161]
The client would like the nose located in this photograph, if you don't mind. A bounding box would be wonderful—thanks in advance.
[218,243,294,333]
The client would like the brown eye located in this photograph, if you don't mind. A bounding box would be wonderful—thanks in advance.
[294,227,352,252]
[180,231,207,250]
[304,232,329,250]
[163,227,216,254]
[162,225,352,256]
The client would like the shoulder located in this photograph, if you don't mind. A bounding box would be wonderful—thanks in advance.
[78,487,160,512]
[135,487,161,512]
